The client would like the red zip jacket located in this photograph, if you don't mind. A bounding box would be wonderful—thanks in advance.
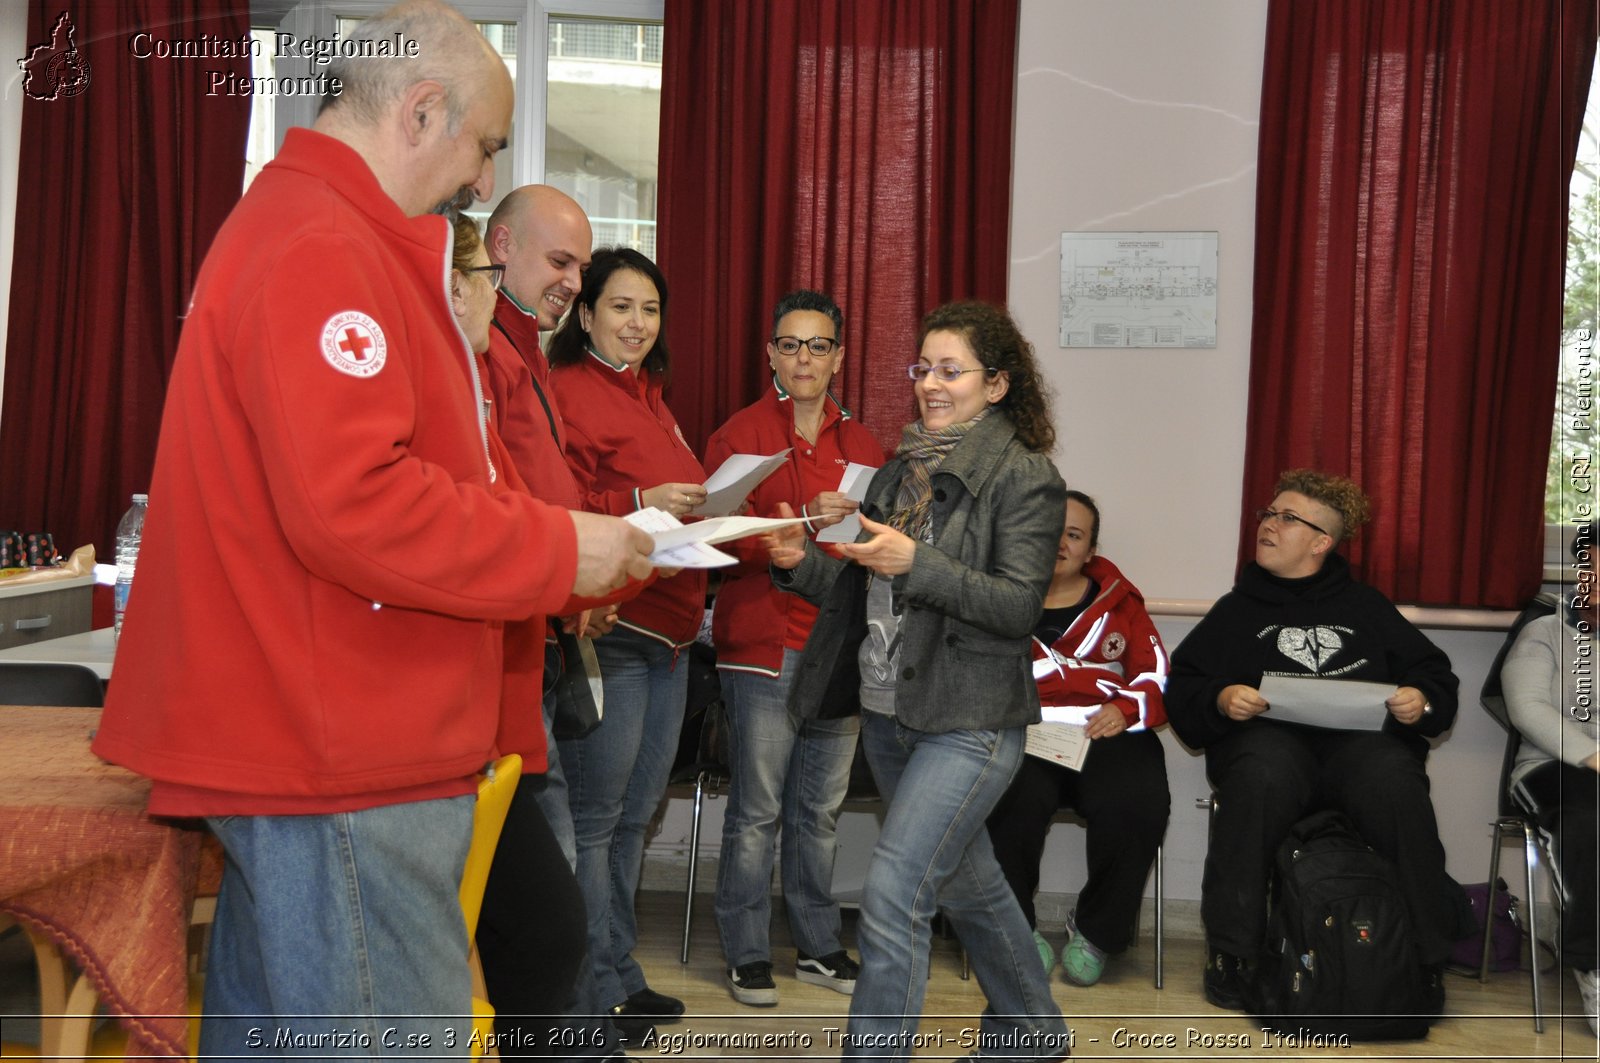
[91,129,578,814]
[549,351,707,646]
[482,304,652,634]
[705,387,884,676]
[483,295,582,511]
[1033,555,1169,729]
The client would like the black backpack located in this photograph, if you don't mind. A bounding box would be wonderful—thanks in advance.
[1253,810,1435,1041]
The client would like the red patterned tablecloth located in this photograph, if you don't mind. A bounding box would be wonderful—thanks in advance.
[0,705,209,1058]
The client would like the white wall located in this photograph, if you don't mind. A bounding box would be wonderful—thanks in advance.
[1013,0,1267,603]
[647,0,1521,942]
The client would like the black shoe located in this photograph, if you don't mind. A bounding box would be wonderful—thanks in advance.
[623,986,685,1020]
[1420,962,1446,1015]
[1203,946,1255,1011]
[606,1005,655,1045]
[728,960,779,1006]
[795,949,859,995]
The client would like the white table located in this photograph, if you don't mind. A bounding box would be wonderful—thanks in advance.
[0,627,115,679]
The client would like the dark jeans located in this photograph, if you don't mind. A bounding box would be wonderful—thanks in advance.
[477,776,592,1058]
[1518,760,1599,970]
[986,728,1170,953]
[1202,722,1473,965]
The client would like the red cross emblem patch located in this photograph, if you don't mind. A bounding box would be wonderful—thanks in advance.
[320,311,388,378]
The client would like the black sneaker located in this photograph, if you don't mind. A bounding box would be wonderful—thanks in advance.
[796,949,859,995]
[727,961,779,1006]
[1203,946,1255,1011]
[623,986,684,1020]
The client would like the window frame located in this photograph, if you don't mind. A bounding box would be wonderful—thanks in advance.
[260,0,663,192]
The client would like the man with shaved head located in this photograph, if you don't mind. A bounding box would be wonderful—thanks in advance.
[90,3,655,1056]
[476,187,640,1055]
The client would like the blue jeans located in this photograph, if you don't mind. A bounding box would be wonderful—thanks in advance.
[559,625,688,1008]
[201,797,475,1059]
[714,651,860,966]
[536,643,621,1059]
[847,713,1070,1063]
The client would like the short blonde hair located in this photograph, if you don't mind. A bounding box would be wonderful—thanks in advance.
[1274,468,1371,543]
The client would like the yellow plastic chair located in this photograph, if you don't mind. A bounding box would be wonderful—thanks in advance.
[462,753,522,1059]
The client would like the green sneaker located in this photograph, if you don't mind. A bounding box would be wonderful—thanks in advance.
[1061,924,1106,987]
[1032,929,1057,974]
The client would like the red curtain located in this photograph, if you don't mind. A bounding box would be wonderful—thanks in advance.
[657,0,1019,455]
[1241,0,1595,608]
[0,0,251,560]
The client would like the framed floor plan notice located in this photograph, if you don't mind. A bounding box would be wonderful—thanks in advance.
[1059,231,1218,348]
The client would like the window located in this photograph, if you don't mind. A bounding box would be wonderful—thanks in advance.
[1549,67,1600,566]
[245,0,663,245]
[544,18,661,255]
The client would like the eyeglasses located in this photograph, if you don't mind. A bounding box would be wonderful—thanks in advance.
[772,335,839,357]
[461,264,505,292]
[906,363,998,383]
[1255,508,1330,537]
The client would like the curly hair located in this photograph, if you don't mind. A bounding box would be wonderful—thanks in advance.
[919,301,1055,454]
[1273,468,1372,542]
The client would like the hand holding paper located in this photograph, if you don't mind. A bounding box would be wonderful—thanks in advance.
[624,507,812,568]
[817,462,879,543]
[1254,675,1396,731]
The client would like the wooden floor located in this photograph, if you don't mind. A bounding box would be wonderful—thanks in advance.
[633,890,1599,1062]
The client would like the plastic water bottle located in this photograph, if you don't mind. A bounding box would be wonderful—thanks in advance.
[114,493,148,642]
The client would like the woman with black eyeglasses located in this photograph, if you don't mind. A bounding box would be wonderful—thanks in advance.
[1166,468,1473,1016]
[763,301,1071,1062]
[704,289,884,1009]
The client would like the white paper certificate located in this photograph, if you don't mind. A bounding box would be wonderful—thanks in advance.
[695,450,792,516]
[623,508,736,568]
[1256,675,1396,731]
[1024,721,1090,771]
[624,508,812,568]
[816,463,880,543]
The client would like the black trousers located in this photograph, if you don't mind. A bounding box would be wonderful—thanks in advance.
[1520,760,1599,970]
[985,728,1170,953]
[476,774,591,1058]
[1202,723,1474,965]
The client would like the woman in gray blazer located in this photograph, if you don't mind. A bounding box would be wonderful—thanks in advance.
[767,301,1071,1062]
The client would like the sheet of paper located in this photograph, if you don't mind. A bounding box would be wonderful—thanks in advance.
[1024,721,1090,771]
[648,513,812,552]
[622,508,738,568]
[1256,674,1396,731]
[816,462,881,543]
[695,450,792,516]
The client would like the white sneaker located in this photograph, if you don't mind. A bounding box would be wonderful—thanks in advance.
[1575,968,1598,1037]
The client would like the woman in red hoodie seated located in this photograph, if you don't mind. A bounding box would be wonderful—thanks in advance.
[985,490,1171,986]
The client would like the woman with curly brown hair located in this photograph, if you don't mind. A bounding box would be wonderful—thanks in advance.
[764,300,1072,1061]
[1166,469,1473,1015]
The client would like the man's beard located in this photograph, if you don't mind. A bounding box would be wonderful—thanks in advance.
[430,185,476,217]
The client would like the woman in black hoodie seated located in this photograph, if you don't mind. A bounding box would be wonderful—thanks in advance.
[1166,468,1473,1013]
